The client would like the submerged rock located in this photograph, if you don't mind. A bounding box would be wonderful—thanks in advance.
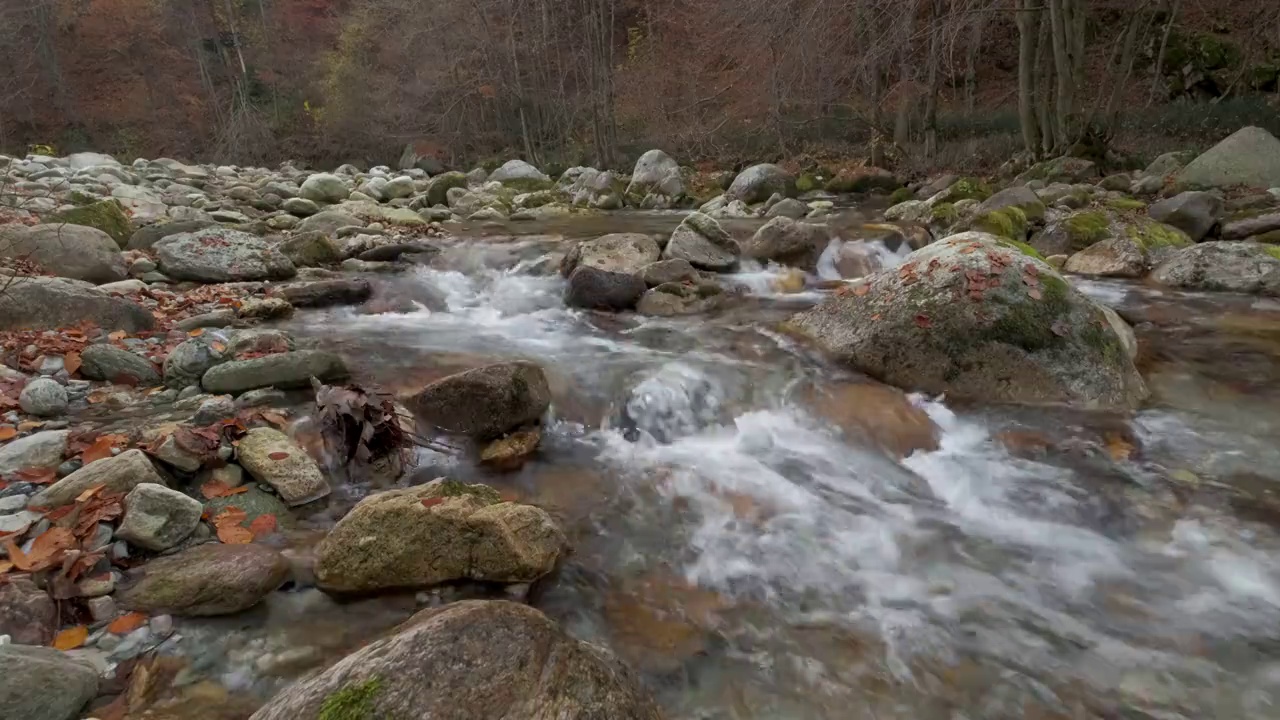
[235,427,331,506]
[742,216,831,270]
[787,232,1148,410]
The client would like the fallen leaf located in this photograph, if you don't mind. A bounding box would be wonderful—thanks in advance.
[1105,433,1135,462]
[267,451,290,461]
[1028,288,1043,300]
[212,506,248,528]
[211,342,226,353]
[87,390,110,404]
[63,352,82,375]
[852,284,870,297]
[52,625,89,650]
[200,480,248,499]
[0,425,15,441]
[421,497,445,509]
[260,411,288,428]
[75,484,107,503]
[16,421,44,432]
[0,560,11,574]
[217,524,254,544]
[81,435,119,465]
[914,314,933,329]
[107,611,149,634]
[188,328,205,337]
[13,467,56,484]
[248,514,277,538]
[108,330,128,341]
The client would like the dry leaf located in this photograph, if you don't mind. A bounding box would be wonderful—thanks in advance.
[217,524,254,544]
[12,527,79,572]
[63,352,82,376]
[0,560,12,574]
[52,625,89,650]
[212,506,248,528]
[81,435,118,465]
[87,390,110,404]
[421,497,445,509]
[211,342,226,352]
[852,284,870,297]
[14,467,56,484]
[260,411,288,427]
[108,330,128,341]
[188,328,205,337]
[267,451,290,461]
[247,514,277,538]
[200,480,239,499]
[0,425,15,441]
[107,611,149,635]
[75,484,107,503]
[1105,434,1135,462]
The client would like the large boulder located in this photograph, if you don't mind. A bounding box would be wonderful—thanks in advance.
[636,280,728,316]
[1060,216,1191,278]
[410,361,551,439]
[248,600,663,720]
[49,198,134,248]
[0,645,99,720]
[975,186,1047,224]
[200,350,348,394]
[1015,156,1097,185]
[156,227,295,282]
[625,149,685,207]
[425,171,468,207]
[127,219,216,251]
[1148,191,1224,242]
[80,343,161,385]
[1176,126,1280,190]
[565,266,647,311]
[118,543,289,616]
[787,232,1148,410]
[0,429,69,476]
[0,277,151,333]
[727,163,794,204]
[1150,241,1280,295]
[299,173,350,204]
[277,278,372,307]
[314,479,565,593]
[295,210,364,235]
[741,216,831,270]
[561,233,661,277]
[235,427,331,506]
[280,231,342,267]
[489,159,550,188]
[30,449,167,508]
[0,223,127,283]
[1132,150,1195,194]
[662,212,739,271]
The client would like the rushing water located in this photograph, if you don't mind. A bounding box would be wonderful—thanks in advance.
[158,209,1280,718]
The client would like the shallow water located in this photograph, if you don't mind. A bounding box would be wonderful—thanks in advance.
[172,211,1280,718]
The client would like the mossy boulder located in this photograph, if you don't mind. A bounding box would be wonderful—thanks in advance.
[118,543,289,616]
[975,186,1046,225]
[1015,156,1098,185]
[425,171,467,207]
[49,198,133,248]
[795,173,818,193]
[970,207,1029,241]
[1176,126,1280,190]
[1062,215,1190,278]
[889,187,915,205]
[1148,190,1224,242]
[1104,197,1147,211]
[928,177,992,205]
[1151,241,1280,295]
[314,478,566,593]
[1031,210,1112,256]
[786,232,1147,409]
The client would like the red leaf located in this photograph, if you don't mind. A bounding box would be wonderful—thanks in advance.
[81,435,119,465]
[217,524,254,544]
[421,497,445,509]
[267,451,290,461]
[914,314,932,329]
[63,352,82,376]
[248,514,277,539]
[107,611,148,634]
[14,467,56,484]
[52,625,89,650]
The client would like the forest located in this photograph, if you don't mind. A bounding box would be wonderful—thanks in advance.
[2,0,1279,174]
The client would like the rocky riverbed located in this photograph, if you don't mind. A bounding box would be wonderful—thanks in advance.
[1,130,1280,719]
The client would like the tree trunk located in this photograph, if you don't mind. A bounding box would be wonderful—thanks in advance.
[1015,0,1042,156]
[923,0,945,160]
[1150,0,1181,103]
[965,15,986,114]
[1047,0,1074,151]
[1036,8,1057,154]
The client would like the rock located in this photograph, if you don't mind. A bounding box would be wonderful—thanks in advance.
[356,241,438,262]
[68,151,120,169]
[662,212,739,271]
[638,258,698,287]
[625,149,684,206]
[236,428,330,506]
[426,171,468,207]
[1016,156,1097,184]
[116,484,203,551]
[804,382,939,458]
[1150,241,1280,296]
[79,344,160,385]
[163,337,229,389]
[49,198,134,248]
[0,645,99,720]
[295,210,364,235]
[382,176,415,199]
[742,217,831,270]
[19,378,68,417]
[765,197,808,219]
[975,186,1047,224]
[156,227,295,282]
[299,173,350,204]
[127,220,216,251]
[787,232,1148,410]
[564,266,647,311]
[281,197,319,216]
[149,434,204,472]
[1148,191,1224,242]
[468,206,507,222]
[479,428,542,471]
[0,577,56,645]
[1064,237,1148,278]
[97,278,147,294]
[0,430,68,476]
[277,278,371,307]
[236,297,294,320]
[31,449,166,508]
[280,232,342,267]
[1031,209,1191,263]
[1097,174,1132,192]
[885,200,930,223]
[203,484,289,529]
[248,600,661,720]
[201,350,348,394]
[727,163,794,204]
[560,233,661,277]
[1177,126,1280,190]
[110,184,167,223]
[636,280,726,316]
[926,177,993,205]
[314,479,565,593]
[410,361,551,439]
[489,159,550,187]
[0,223,127,284]
[1221,211,1280,241]
[118,543,289,616]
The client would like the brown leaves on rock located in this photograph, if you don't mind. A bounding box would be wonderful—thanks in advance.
[52,625,89,650]
[6,527,77,572]
[421,497,445,509]
[200,480,248,499]
[247,514,277,539]
[914,314,933,329]
[81,434,126,465]
[12,466,57,484]
[267,451,290,461]
[212,506,275,544]
[107,611,148,635]
[314,381,410,466]
[63,351,82,376]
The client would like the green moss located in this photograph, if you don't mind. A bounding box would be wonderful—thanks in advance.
[940,177,992,203]
[1254,230,1280,245]
[1104,197,1147,211]
[433,479,502,503]
[930,202,959,225]
[972,207,1028,241]
[823,177,857,194]
[983,273,1072,352]
[501,178,555,193]
[50,198,133,247]
[1064,211,1111,250]
[795,174,818,193]
[994,237,1046,261]
[319,678,382,720]
[889,187,915,205]
[1125,219,1191,251]
[1265,245,1280,261]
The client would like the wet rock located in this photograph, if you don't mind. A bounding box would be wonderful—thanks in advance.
[0,577,56,645]
[19,378,67,417]
[1150,241,1280,295]
[0,430,68,475]
[833,241,881,279]
[299,173,350,204]
[639,258,699,287]
[0,223,127,284]
[805,382,939,458]
[765,197,808,219]
[119,543,289,616]
[787,232,1148,410]
[662,212,739,271]
[79,343,161,385]
[560,233,661,277]
[1176,126,1280,190]
[0,645,99,720]
[236,427,330,506]
[636,280,727,316]
[31,449,166,508]
[0,276,155,332]
[117,484,203,551]
[163,337,229,389]
[203,484,288,528]
[236,296,294,320]
[249,600,661,720]
[315,478,564,593]
[356,242,438,262]
[156,227,295,282]
[1220,211,1280,241]
[1064,236,1149,278]
[1148,191,1224,242]
[201,350,348,394]
[128,219,216,251]
[278,278,372,309]
[479,427,542,471]
[742,216,830,270]
[564,266,647,311]
[727,163,794,204]
[280,231,341,267]
[409,361,551,439]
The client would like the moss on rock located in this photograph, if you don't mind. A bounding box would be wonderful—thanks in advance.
[930,202,959,226]
[889,187,915,205]
[936,177,992,204]
[1104,197,1147,211]
[1064,211,1111,249]
[972,207,1028,241]
[795,174,818,193]
[319,678,382,720]
[995,237,1047,261]
[500,177,555,193]
[1124,219,1191,251]
[1265,245,1280,261]
[50,199,133,248]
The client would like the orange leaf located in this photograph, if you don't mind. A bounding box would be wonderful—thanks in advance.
[52,625,89,650]
[14,467,56,484]
[421,497,445,509]
[853,284,870,297]
[108,330,127,341]
[0,560,12,574]
[81,436,117,465]
[212,506,248,528]
[107,611,148,634]
[247,514,277,538]
[63,352,82,376]
[267,452,290,461]
[200,480,237,499]
[188,328,205,337]
[260,412,288,428]
[87,390,110,404]
[211,342,226,352]
[75,484,106,503]
[0,425,15,441]
[217,524,254,544]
